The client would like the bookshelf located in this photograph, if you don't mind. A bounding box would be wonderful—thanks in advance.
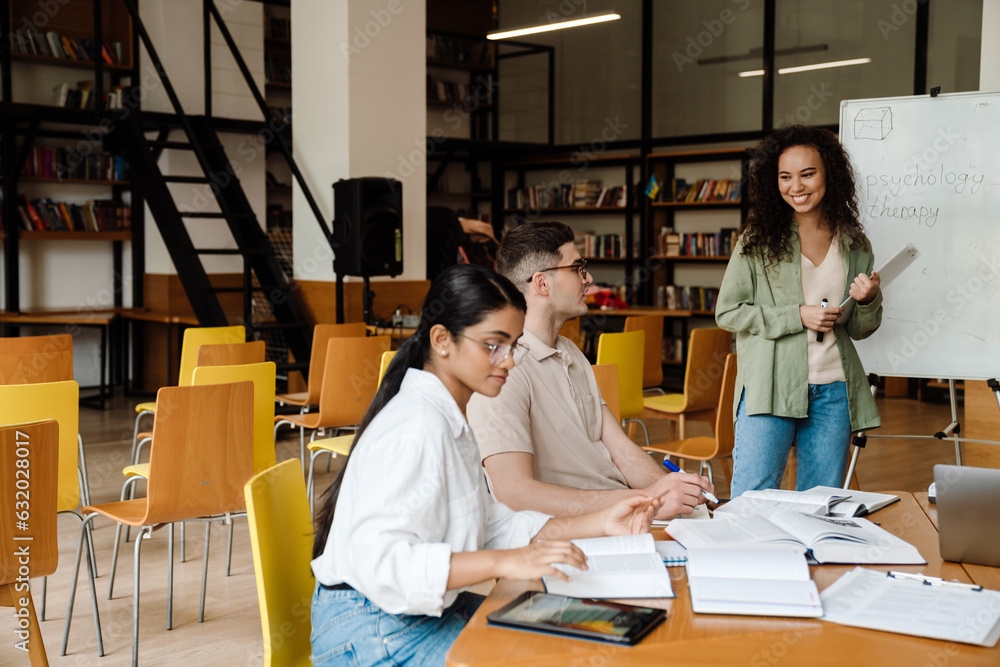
[1,0,137,314]
[502,154,639,299]
[643,148,749,369]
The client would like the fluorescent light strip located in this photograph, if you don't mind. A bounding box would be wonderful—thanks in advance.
[487,13,621,41]
[738,58,872,78]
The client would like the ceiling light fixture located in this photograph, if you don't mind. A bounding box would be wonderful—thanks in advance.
[486,12,621,41]
[738,57,872,77]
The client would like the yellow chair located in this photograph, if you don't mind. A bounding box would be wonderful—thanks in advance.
[306,350,395,509]
[591,364,621,423]
[65,381,255,666]
[130,325,245,466]
[624,315,664,394]
[595,330,651,447]
[276,336,390,472]
[245,459,315,667]
[644,354,738,487]
[0,420,59,667]
[642,327,733,440]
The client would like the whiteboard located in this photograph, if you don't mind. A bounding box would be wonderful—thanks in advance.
[839,91,1000,381]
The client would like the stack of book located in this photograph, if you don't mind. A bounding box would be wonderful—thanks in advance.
[19,196,131,232]
[22,147,128,182]
[655,285,720,312]
[573,179,602,207]
[9,27,121,65]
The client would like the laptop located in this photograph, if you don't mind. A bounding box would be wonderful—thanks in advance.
[934,464,1000,567]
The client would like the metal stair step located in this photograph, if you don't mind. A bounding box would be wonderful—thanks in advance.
[148,140,193,150]
[250,322,311,332]
[163,175,211,183]
[180,212,226,218]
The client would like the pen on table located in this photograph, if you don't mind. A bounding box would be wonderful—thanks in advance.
[816,298,829,342]
[661,457,720,504]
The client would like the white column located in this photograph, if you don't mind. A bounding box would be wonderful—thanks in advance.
[292,0,426,282]
[982,0,1000,90]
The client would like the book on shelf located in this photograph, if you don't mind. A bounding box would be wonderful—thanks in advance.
[686,547,823,617]
[573,179,602,207]
[660,178,740,203]
[654,285,719,311]
[18,196,130,232]
[542,533,675,599]
[667,510,925,565]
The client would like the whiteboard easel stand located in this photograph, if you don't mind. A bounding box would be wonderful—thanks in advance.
[842,377,1000,489]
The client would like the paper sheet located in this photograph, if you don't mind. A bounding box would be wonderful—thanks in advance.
[837,242,920,323]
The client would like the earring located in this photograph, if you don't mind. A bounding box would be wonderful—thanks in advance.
[439,349,447,356]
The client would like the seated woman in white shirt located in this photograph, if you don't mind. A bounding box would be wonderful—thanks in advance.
[310,264,663,666]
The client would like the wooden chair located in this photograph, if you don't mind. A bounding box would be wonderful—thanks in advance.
[0,335,96,618]
[642,327,733,440]
[0,420,59,667]
[0,382,104,655]
[591,364,621,423]
[194,340,266,367]
[114,361,277,594]
[245,459,315,667]
[624,315,665,394]
[595,330,651,447]
[305,350,395,510]
[276,335,390,473]
[644,354,738,488]
[558,317,585,351]
[275,322,369,408]
[64,381,255,667]
[130,325,246,466]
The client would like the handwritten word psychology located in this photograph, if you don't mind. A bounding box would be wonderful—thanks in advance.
[864,163,986,198]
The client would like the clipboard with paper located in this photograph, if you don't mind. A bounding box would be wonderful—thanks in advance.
[836,243,920,325]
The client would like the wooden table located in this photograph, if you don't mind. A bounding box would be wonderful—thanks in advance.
[446,492,999,666]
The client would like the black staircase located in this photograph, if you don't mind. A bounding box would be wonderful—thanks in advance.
[111,0,337,376]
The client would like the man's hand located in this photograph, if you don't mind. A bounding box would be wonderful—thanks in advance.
[639,472,714,520]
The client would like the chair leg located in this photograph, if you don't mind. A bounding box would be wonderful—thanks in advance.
[61,513,104,658]
[132,526,152,667]
[3,582,48,667]
[225,518,233,576]
[39,576,46,622]
[200,522,211,623]
[77,467,98,580]
[180,522,187,563]
[306,449,320,520]
[129,410,152,466]
[167,523,174,631]
[112,477,142,596]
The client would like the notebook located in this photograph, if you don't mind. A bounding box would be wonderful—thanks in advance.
[542,533,675,599]
[934,464,1000,567]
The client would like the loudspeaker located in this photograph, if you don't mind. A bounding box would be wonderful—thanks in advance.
[331,177,403,276]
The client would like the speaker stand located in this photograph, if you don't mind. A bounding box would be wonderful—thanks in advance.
[362,275,375,326]
[335,273,345,324]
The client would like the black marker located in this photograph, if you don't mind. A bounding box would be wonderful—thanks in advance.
[817,298,828,342]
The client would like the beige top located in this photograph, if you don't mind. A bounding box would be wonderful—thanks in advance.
[801,239,847,385]
[467,328,629,492]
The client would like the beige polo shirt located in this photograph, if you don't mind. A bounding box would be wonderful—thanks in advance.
[467,328,629,491]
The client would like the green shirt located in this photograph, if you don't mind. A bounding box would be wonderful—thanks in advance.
[715,226,883,432]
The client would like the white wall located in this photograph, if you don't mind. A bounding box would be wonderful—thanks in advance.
[293,0,427,283]
[982,0,1000,90]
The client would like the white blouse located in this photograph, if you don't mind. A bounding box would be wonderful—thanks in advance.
[311,368,551,616]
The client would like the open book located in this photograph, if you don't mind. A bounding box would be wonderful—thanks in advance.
[714,489,851,520]
[543,533,675,599]
[686,547,823,617]
[804,486,900,517]
[666,511,925,565]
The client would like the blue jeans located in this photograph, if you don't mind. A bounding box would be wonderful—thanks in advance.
[310,584,484,666]
[730,383,852,497]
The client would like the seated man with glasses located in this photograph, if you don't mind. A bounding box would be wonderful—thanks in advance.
[467,221,714,519]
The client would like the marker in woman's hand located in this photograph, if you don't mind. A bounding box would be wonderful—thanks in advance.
[817,298,828,342]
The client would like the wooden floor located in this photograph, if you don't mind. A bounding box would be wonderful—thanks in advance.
[0,391,971,665]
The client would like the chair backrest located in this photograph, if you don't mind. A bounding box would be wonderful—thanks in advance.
[245,459,315,667]
[193,362,277,474]
[195,340,266,368]
[680,328,734,412]
[595,330,645,420]
[300,323,370,404]
[0,420,59,583]
[177,325,246,387]
[624,315,664,389]
[591,364,621,423]
[558,317,585,351]
[714,354,738,459]
[144,381,254,525]
[316,336,391,428]
[0,333,74,384]
[0,381,80,511]
[378,350,396,385]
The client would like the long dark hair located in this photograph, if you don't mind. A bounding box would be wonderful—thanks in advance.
[741,124,868,267]
[312,264,527,558]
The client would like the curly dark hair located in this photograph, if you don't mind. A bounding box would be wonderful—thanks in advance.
[741,125,868,266]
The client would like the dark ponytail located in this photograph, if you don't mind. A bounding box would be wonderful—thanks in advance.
[312,264,526,558]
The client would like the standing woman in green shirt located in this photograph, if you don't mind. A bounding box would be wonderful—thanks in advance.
[716,125,883,497]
